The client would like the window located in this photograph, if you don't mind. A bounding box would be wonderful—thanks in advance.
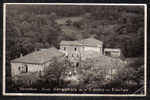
[25,65,28,72]
[18,66,21,71]
[76,62,79,67]
[74,48,77,51]
[39,70,42,77]
[19,64,28,73]
[105,51,111,56]
[66,56,68,59]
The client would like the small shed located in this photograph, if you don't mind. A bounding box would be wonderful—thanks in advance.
[104,48,121,57]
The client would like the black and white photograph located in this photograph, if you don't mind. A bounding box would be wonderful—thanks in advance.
[3,3,147,96]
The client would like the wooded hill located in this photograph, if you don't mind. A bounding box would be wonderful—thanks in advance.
[6,5,144,62]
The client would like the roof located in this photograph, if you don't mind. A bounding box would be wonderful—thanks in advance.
[104,48,121,52]
[11,47,64,64]
[60,37,103,46]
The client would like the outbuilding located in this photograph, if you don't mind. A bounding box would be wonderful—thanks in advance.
[104,48,121,57]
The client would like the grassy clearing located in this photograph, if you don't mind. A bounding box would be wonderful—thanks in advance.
[55,16,83,25]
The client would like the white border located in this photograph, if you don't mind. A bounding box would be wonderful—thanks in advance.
[3,3,147,96]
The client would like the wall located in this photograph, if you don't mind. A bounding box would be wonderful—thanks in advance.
[104,50,121,57]
[11,62,44,77]
[111,52,121,57]
[11,63,22,77]
[27,63,43,72]
[84,46,102,54]
[60,45,81,61]
[60,45,102,61]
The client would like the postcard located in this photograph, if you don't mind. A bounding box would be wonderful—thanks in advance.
[3,3,147,96]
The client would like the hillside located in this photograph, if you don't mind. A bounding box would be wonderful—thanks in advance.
[6,5,144,66]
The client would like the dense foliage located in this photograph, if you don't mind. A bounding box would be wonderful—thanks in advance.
[6,5,144,60]
[9,56,143,93]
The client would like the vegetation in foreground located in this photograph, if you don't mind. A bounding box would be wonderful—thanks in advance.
[7,56,144,94]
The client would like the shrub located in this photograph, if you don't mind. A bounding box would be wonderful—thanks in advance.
[114,58,144,88]
[43,58,71,88]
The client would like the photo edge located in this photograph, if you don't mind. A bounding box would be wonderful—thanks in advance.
[3,3,147,96]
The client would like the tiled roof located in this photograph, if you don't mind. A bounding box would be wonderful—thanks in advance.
[60,37,102,46]
[11,47,64,64]
[104,48,121,52]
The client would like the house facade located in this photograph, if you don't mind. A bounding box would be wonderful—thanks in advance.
[11,47,65,77]
[59,38,103,62]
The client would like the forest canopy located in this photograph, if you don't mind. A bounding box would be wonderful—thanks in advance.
[6,5,144,62]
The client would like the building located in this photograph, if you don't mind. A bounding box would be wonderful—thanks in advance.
[59,37,103,62]
[104,48,121,57]
[11,47,65,77]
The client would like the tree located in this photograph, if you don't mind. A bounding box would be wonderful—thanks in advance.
[116,58,144,88]
[42,58,68,88]
[66,19,72,25]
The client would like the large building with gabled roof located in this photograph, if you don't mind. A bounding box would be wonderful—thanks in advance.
[59,37,103,62]
[11,47,65,77]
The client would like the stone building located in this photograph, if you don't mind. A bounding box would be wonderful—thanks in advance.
[59,37,103,63]
[11,47,65,77]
